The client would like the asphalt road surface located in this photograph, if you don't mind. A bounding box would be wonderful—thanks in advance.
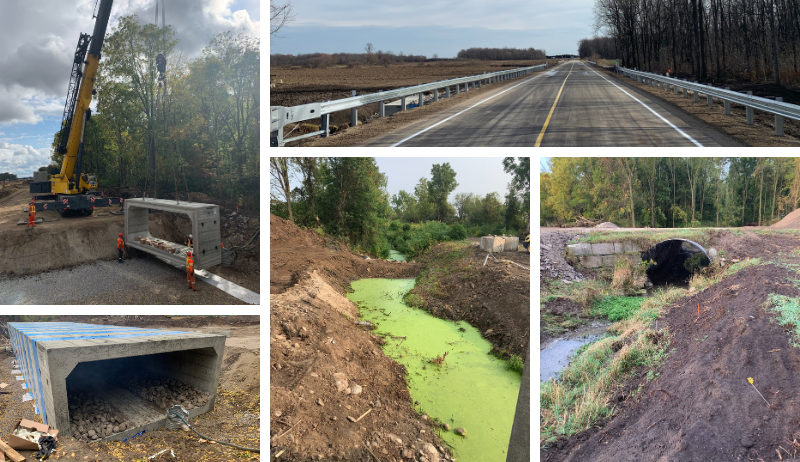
[362,61,739,147]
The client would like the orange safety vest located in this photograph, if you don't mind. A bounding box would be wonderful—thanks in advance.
[29,204,35,214]
[187,236,193,247]
[186,256,194,273]
[117,237,124,250]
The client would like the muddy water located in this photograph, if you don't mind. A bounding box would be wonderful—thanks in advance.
[387,250,407,262]
[347,278,520,462]
[540,323,611,383]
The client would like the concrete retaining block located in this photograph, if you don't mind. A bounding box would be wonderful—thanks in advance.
[623,243,642,253]
[504,236,519,251]
[566,243,592,256]
[8,322,226,441]
[602,255,619,267]
[580,255,604,268]
[480,236,504,253]
[592,243,616,255]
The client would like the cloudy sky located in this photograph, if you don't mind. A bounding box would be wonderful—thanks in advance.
[269,0,595,58]
[0,0,259,177]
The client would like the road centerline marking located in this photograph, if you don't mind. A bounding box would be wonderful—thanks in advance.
[389,63,564,147]
[586,66,704,147]
[535,62,575,147]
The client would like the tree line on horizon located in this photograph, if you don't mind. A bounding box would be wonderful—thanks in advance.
[456,47,546,60]
[583,0,800,85]
[541,157,800,228]
[271,157,529,258]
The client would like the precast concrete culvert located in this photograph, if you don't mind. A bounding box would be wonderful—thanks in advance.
[642,239,711,285]
[8,322,226,442]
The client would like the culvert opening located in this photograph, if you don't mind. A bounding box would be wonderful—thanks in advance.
[642,239,710,286]
[65,348,215,442]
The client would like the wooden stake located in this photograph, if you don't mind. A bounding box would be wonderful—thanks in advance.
[271,419,302,443]
[0,439,25,462]
[355,408,373,423]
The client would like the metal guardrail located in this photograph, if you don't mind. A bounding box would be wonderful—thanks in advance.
[617,65,800,136]
[270,63,548,146]
[586,60,596,66]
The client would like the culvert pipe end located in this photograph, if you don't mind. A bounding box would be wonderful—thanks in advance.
[642,239,711,285]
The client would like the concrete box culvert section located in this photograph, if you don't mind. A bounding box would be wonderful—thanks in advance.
[8,322,226,442]
[124,198,222,270]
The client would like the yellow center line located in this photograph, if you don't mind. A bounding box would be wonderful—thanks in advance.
[535,62,575,147]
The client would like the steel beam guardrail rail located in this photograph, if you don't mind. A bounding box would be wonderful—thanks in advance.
[586,60,596,65]
[270,63,547,146]
[616,65,800,136]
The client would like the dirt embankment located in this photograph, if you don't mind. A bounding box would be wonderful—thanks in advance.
[545,263,800,461]
[270,214,447,461]
[407,243,531,359]
[603,68,800,146]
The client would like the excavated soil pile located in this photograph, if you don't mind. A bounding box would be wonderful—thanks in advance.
[771,208,800,229]
[545,264,800,462]
[714,231,800,260]
[270,214,450,461]
[271,271,451,461]
[407,243,531,358]
[270,214,418,294]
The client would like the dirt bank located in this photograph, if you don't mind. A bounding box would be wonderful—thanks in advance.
[407,242,531,359]
[270,214,419,294]
[544,263,800,461]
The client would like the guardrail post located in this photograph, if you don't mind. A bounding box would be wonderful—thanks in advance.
[379,101,385,118]
[456,84,461,94]
[694,86,699,103]
[401,96,407,111]
[746,91,754,125]
[446,86,450,98]
[434,88,439,102]
[724,87,731,115]
[683,85,688,98]
[776,97,785,136]
[350,90,358,127]
[321,113,330,138]
[418,92,425,107]
[707,91,713,107]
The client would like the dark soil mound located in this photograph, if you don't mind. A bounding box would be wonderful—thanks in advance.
[544,264,800,461]
[408,243,530,358]
[270,214,418,294]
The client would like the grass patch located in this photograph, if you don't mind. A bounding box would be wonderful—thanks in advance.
[765,294,800,347]
[508,354,524,373]
[690,258,762,292]
[541,278,613,308]
[571,228,718,247]
[592,296,646,322]
[541,312,588,337]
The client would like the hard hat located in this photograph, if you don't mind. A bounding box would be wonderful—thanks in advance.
[119,233,123,237]
[189,234,192,238]
[187,251,192,256]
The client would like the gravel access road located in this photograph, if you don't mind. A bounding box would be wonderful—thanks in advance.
[0,257,246,304]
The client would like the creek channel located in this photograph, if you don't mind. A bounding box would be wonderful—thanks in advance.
[540,322,611,383]
[387,250,407,262]
[347,278,521,462]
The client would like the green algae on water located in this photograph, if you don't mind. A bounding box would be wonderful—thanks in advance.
[387,250,407,262]
[347,278,521,462]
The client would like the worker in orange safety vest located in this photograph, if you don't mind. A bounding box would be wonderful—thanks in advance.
[27,200,36,228]
[186,251,196,290]
[117,233,124,263]
[187,234,193,248]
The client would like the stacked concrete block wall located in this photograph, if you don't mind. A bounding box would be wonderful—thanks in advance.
[480,235,520,252]
[124,198,222,270]
[8,322,226,441]
[566,241,642,268]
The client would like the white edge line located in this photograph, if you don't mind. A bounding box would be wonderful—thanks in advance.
[587,66,704,147]
[390,65,561,147]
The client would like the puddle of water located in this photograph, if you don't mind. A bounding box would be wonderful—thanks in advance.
[387,250,407,262]
[347,278,520,462]
[540,323,610,383]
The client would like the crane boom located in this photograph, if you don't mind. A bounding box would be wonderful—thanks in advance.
[53,0,113,195]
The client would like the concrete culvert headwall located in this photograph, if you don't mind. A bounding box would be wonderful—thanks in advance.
[642,239,710,285]
[8,322,226,442]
